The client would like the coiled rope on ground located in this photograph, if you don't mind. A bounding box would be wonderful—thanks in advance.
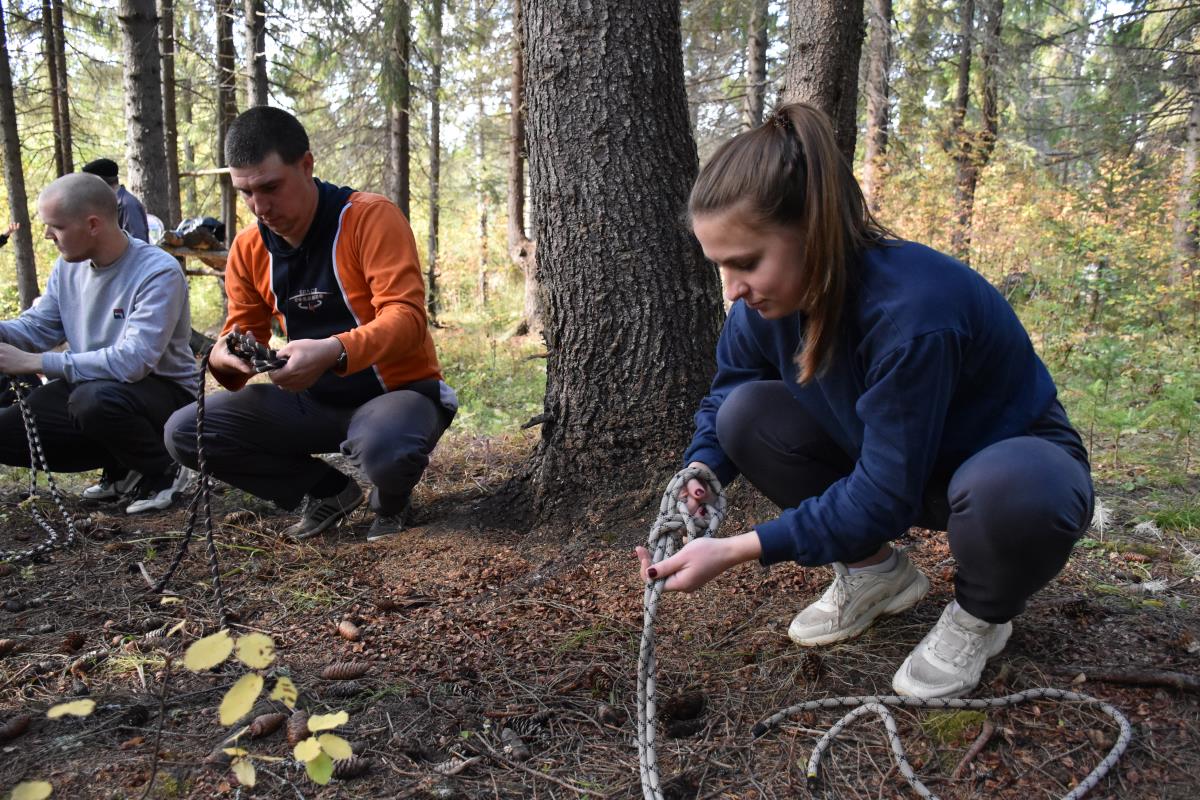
[637,467,1132,800]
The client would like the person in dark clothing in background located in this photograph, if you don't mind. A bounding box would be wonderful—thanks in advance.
[634,104,1094,701]
[81,158,150,243]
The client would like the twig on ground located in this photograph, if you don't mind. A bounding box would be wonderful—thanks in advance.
[137,655,173,800]
[951,720,995,780]
[1053,665,1200,692]
[467,735,598,795]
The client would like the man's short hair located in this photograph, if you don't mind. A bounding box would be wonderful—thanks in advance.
[225,107,310,167]
[81,157,120,187]
[39,173,119,222]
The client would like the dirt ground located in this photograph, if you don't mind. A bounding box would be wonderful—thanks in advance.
[1,432,1198,800]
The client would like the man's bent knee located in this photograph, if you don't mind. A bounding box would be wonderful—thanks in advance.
[164,403,199,468]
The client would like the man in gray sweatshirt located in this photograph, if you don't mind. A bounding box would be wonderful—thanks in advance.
[0,173,196,514]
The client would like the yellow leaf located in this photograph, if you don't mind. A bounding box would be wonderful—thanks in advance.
[219,674,263,726]
[306,711,348,732]
[269,676,298,709]
[183,630,234,671]
[159,596,183,605]
[10,781,53,800]
[317,733,352,761]
[234,633,276,669]
[305,752,334,785]
[46,699,95,719]
[223,747,249,757]
[293,736,322,762]
[231,757,256,788]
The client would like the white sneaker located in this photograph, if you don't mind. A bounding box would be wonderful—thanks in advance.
[82,470,141,501]
[125,466,182,514]
[788,549,930,646]
[892,600,1013,699]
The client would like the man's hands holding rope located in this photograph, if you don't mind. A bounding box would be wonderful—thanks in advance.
[212,325,345,392]
[634,461,763,593]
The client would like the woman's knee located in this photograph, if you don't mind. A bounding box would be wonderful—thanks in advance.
[715,382,783,462]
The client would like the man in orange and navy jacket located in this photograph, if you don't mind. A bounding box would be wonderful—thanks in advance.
[165,107,456,542]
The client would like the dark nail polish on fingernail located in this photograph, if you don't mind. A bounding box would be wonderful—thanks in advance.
[647,568,658,579]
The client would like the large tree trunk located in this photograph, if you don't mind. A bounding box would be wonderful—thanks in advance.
[1173,60,1200,285]
[41,0,65,176]
[120,0,170,224]
[426,0,442,325]
[216,0,238,247]
[520,0,724,519]
[0,0,39,309]
[783,0,865,161]
[159,0,181,227]
[949,0,1003,263]
[51,0,72,173]
[507,0,539,335]
[388,0,411,217]
[862,0,892,213]
[742,0,769,129]
[244,0,267,106]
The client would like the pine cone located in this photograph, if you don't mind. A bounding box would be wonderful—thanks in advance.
[323,681,364,699]
[0,714,31,744]
[800,651,824,683]
[0,638,17,657]
[333,755,372,779]
[321,661,370,681]
[249,712,288,738]
[337,620,362,642]
[286,711,310,745]
[1061,598,1090,619]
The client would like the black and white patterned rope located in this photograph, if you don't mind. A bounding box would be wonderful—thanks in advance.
[638,464,727,800]
[751,687,1132,800]
[637,471,1132,800]
[0,376,81,563]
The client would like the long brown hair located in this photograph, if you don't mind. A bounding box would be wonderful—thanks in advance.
[689,103,890,383]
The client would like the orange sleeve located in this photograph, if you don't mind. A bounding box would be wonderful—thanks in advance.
[333,198,428,376]
[212,227,278,391]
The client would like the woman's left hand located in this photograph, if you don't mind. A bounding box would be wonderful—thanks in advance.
[635,531,763,593]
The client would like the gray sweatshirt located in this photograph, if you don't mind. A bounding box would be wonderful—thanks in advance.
[0,236,197,391]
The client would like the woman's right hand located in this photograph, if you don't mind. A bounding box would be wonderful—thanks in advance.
[679,461,713,516]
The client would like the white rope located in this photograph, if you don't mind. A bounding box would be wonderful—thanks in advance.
[636,471,1132,800]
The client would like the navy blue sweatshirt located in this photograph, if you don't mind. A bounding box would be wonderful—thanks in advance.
[683,240,1060,567]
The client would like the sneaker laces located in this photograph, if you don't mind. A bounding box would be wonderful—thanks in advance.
[927,612,989,669]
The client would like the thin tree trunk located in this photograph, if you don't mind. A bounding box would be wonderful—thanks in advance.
[476,88,488,306]
[1172,62,1200,285]
[742,0,769,129]
[426,0,442,325]
[949,0,975,260]
[41,0,64,176]
[508,0,539,335]
[520,0,724,519]
[51,0,72,173]
[783,0,865,161]
[245,0,267,106]
[181,77,195,214]
[0,0,39,308]
[217,0,238,247]
[388,0,410,216]
[159,0,181,226]
[862,0,892,214]
[120,0,170,224]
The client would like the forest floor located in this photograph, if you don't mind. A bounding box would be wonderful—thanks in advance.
[1,430,1198,800]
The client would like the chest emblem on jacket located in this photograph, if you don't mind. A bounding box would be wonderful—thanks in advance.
[289,289,331,311]
[112,307,125,319]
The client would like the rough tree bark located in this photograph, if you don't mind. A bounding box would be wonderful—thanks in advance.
[1,0,39,308]
[388,0,411,217]
[520,0,724,518]
[508,0,539,336]
[862,0,892,213]
[1173,59,1200,286]
[51,0,72,173]
[41,0,65,176]
[216,0,238,247]
[426,0,442,325]
[120,0,170,224]
[159,0,181,226]
[783,0,865,160]
[742,0,769,129]
[245,0,267,106]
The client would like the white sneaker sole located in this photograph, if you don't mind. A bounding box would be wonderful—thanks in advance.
[789,570,931,647]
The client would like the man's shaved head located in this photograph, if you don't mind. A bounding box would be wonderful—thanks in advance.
[38,173,119,223]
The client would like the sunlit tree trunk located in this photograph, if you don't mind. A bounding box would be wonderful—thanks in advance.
[120,0,170,224]
[51,0,72,173]
[1,0,39,308]
[520,0,724,518]
[476,88,488,306]
[245,0,267,106]
[862,0,892,213]
[741,0,769,129]
[783,0,865,160]
[508,0,539,335]
[1173,59,1200,286]
[426,0,443,325]
[217,0,238,247]
[41,0,65,176]
[159,0,181,226]
[388,0,411,217]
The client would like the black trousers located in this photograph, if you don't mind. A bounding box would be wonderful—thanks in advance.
[715,381,1094,623]
[164,383,452,515]
[0,377,192,478]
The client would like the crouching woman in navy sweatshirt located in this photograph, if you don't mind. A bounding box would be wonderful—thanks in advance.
[635,103,1094,700]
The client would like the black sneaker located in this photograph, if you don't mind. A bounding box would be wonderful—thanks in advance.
[124,466,182,514]
[284,481,364,540]
[365,500,412,542]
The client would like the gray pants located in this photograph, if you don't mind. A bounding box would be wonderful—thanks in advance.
[164,383,451,515]
[716,381,1094,623]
